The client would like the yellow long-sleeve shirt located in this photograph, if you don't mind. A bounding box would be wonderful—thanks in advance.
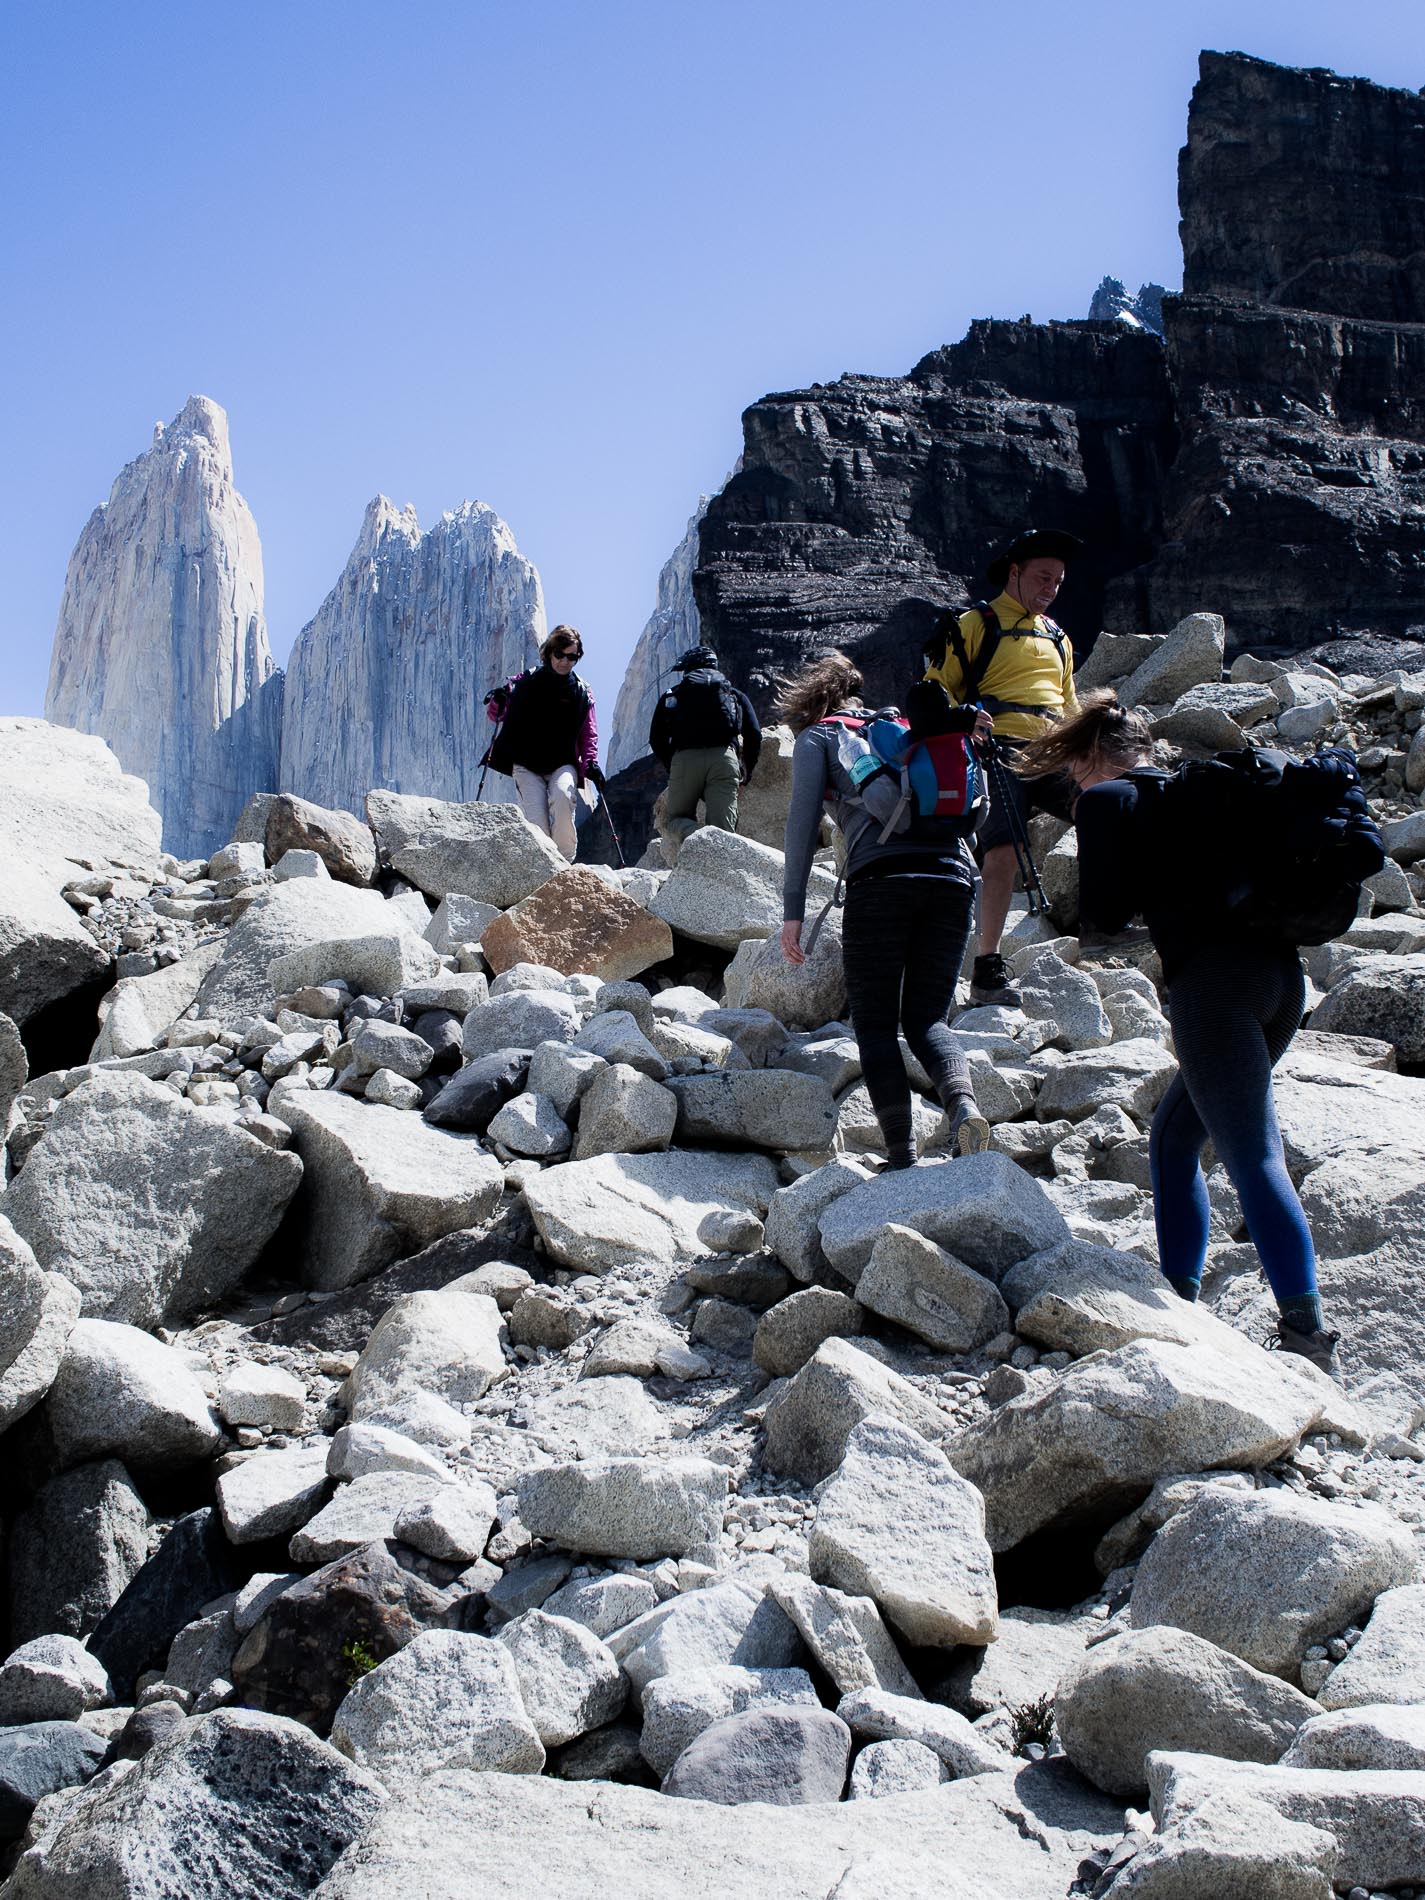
[925,592,1075,742]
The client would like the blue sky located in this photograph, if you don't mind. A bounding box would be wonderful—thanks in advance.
[3,0,1421,729]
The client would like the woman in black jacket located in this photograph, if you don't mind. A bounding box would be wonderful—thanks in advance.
[1019,690,1344,1375]
[485,626,601,859]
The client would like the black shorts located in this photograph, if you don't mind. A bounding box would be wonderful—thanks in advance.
[977,738,1076,854]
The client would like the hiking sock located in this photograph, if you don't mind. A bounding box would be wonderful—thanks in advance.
[1279,1293,1326,1336]
[1165,1275,1200,1304]
[878,1105,916,1171]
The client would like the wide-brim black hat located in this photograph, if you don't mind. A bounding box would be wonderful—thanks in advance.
[985,528,1083,592]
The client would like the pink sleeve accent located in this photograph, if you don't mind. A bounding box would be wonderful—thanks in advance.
[578,695,599,774]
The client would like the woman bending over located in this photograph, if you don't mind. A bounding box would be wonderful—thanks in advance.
[778,650,992,1167]
[1018,690,1339,1375]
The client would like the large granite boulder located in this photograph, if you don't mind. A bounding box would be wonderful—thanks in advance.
[649,828,834,951]
[1116,613,1225,709]
[366,790,563,904]
[945,1339,1321,1551]
[817,1154,1069,1283]
[517,1456,726,1561]
[5,1708,384,1899]
[1146,1749,1425,1896]
[1101,1786,1339,1900]
[91,939,224,1060]
[0,718,164,891]
[44,1317,219,1469]
[0,1216,80,1434]
[639,1665,820,1779]
[1130,1487,1417,1680]
[331,1629,544,1787]
[0,858,111,1028]
[307,1757,1124,1900]
[761,1338,948,1488]
[1054,1626,1318,1796]
[666,1070,837,1152]
[346,1287,506,1425]
[273,1091,502,1290]
[661,1705,852,1806]
[720,921,848,1031]
[1309,957,1425,1065]
[0,1071,302,1327]
[8,1460,150,1646]
[1319,1583,1425,1710]
[522,1150,780,1275]
[195,878,429,1023]
[480,867,672,980]
[808,1414,997,1648]
[263,792,379,885]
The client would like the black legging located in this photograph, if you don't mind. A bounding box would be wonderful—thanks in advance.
[841,875,975,1160]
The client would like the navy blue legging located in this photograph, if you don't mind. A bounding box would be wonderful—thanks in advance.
[1150,942,1317,1301]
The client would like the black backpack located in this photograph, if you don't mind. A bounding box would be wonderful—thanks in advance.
[1132,745,1386,947]
[663,671,743,750]
[932,601,1071,715]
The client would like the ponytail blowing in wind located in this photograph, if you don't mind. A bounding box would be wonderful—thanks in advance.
[1015,688,1161,779]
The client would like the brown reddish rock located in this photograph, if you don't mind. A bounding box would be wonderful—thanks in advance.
[480,867,672,982]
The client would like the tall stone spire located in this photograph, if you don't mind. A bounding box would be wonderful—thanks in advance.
[279,497,544,816]
[45,395,282,859]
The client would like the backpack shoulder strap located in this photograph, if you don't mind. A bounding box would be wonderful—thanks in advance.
[1040,616,1070,674]
[955,601,1004,704]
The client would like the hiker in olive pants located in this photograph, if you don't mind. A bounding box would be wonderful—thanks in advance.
[649,646,763,843]
[666,744,741,837]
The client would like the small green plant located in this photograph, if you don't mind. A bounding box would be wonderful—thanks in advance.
[1010,1694,1055,1755]
[340,1637,379,1687]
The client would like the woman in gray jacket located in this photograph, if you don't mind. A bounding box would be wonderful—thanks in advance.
[779,651,992,1167]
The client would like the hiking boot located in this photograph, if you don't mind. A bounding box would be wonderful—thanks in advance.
[968,953,1021,1008]
[945,1099,992,1158]
[1270,1318,1343,1382]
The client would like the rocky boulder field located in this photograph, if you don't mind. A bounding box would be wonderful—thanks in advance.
[1,614,1424,1898]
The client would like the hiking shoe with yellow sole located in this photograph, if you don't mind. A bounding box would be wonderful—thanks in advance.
[946,1101,992,1157]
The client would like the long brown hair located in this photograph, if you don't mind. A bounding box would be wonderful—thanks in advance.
[774,651,865,734]
[1016,688,1159,778]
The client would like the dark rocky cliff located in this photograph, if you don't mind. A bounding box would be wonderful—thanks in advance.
[1180,50,1425,322]
[687,49,1425,713]
[694,320,1175,712]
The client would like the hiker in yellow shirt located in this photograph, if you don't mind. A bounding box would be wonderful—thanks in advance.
[924,527,1082,1006]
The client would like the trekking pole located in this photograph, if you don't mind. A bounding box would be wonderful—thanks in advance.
[475,712,505,802]
[986,740,1049,915]
[596,786,627,868]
